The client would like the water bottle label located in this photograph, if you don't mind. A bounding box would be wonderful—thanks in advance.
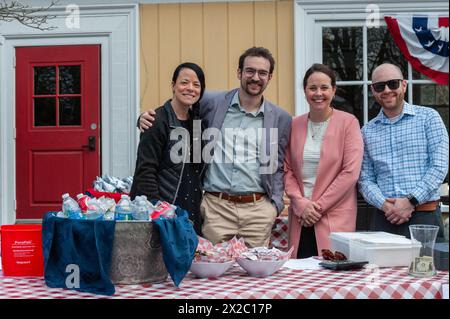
[77,195,90,212]
[68,210,83,219]
[115,212,133,221]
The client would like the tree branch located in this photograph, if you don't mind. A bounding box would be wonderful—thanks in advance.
[0,0,59,31]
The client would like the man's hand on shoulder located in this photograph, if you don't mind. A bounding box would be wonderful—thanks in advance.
[139,109,156,132]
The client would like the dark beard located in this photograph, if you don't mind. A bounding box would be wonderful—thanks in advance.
[242,81,264,96]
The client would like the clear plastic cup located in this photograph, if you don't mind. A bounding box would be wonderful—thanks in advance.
[408,224,439,277]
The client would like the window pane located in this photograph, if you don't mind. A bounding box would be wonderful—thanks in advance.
[59,66,81,94]
[34,98,56,126]
[34,66,56,95]
[367,27,407,80]
[413,84,449,133]
[368,92,382,121]
[333,85,363,127]
[412,68,430,80]
[323,27,363,81]
[59,97,81,126]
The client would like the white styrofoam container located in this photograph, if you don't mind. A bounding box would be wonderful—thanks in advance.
[330,232,421,267]
[330,232,403,258]
[348,240,421,267]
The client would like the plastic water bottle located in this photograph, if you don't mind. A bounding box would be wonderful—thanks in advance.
[98,196,116,221]
[138,195,154,210]
[85,198,104,220]
[56,211,67,218]
[103,210,115,221]
[76,193,91,213]
[61,193,83,219]
[152,201,176,219]
[137,195,155,220]
[132,199,150,220]
[115,194,133,220]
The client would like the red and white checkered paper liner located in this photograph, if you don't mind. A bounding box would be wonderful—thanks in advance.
[0,267,447,299]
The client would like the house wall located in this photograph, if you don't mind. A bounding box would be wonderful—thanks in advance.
[139,0,295,115]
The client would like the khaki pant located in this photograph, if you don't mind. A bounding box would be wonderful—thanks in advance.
[200,192,277,248]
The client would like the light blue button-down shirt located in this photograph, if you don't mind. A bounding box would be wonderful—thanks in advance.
[358,102,449,209]
[203,91,266,194]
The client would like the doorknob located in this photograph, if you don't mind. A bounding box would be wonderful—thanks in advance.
[82,136,96,151]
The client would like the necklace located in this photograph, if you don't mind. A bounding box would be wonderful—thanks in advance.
[308,107,333,140]
[309,120,329,140]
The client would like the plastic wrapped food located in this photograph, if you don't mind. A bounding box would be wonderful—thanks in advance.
[240,246,293,261]
[194,236,248,263]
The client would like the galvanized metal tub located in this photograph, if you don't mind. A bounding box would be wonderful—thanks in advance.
[109,221,168,284]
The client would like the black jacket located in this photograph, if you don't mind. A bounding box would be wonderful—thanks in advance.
[130,100,201,203]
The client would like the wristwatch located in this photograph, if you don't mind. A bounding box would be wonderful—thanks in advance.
[407,194,419,207]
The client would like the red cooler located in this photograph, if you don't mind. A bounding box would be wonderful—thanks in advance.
[0,224,44,276]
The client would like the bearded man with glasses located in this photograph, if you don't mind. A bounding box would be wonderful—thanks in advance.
[358,63,448,239]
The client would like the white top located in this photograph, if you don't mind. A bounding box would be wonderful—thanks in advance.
[302,118,330,199]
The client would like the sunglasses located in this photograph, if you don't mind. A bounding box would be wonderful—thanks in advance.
[371,79,403,93]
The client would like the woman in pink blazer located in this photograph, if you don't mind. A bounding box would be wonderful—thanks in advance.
[284,64,364,258]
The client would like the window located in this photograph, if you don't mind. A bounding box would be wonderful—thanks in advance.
[322,24,449,132]
[33,65,82,127]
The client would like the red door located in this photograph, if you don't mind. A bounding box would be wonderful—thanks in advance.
[16,45,100,219]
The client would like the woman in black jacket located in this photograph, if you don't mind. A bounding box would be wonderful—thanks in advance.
[130,62,205,234]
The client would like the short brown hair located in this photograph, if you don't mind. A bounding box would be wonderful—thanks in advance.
[303,63,336,89]
[238,47,275,74]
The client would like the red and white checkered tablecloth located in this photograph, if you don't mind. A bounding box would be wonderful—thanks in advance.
[0,266,447,299]
[270,216,289,251]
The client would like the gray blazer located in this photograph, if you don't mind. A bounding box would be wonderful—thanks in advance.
[199,88,292,214]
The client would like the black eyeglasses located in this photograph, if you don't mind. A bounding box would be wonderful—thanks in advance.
[243,67,270,79]
[371,79,403,93]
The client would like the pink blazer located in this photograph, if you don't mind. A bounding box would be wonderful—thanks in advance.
[284,109,364,257]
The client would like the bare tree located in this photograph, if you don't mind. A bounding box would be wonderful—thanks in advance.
[0,0,59,30]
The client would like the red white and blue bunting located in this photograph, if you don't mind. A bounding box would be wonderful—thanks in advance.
[385,15,449,85]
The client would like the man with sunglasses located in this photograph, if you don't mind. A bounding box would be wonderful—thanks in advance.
[359,63,448,238]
